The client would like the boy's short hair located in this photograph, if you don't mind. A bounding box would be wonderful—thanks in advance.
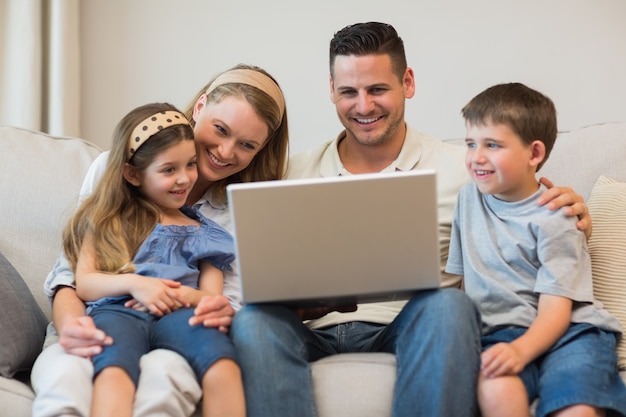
[462,83,557,170]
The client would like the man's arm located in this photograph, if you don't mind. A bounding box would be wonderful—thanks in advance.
[538,177,591,238]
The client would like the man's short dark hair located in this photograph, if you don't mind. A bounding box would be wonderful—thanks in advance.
[329,22,407,82]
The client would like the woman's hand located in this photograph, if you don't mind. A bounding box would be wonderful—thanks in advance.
[58,315,113,358]
[188,294,235,333]
[538,177,592,239]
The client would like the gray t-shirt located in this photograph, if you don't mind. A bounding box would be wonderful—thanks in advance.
[446,183,622,335]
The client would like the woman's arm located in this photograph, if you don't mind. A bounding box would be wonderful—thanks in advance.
[52,286,113,357]
[481,294,572,378]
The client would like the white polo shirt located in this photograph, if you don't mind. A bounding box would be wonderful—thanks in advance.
[287,125,470,328]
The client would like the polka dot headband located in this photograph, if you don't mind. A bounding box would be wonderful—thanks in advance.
[205,69,285,121]
[127,110,190,160]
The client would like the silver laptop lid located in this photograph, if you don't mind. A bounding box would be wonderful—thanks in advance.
[227,169,441,308]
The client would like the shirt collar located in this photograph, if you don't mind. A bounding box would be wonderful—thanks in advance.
[320,124,423,176]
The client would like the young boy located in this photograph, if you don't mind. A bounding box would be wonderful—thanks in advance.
[446,82,626,417]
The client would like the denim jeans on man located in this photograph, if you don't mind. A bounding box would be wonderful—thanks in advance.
[231,288,482,417]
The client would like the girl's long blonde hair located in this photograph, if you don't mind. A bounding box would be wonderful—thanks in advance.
[63,102,194,273]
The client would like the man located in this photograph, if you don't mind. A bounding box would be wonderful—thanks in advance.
[231,22,476,417]
[230,21,591,417]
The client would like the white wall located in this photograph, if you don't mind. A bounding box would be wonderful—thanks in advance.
[80,0,626,153]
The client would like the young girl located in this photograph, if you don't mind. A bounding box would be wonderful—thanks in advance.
[62,102,245,417]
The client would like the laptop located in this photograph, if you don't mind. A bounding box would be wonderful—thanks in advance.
[226,169,441,308]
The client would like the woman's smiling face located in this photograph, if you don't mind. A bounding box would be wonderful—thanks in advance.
[192,94,269,182]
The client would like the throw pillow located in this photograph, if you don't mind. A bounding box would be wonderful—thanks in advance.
[0,251,48,377]
[587,175,626,370]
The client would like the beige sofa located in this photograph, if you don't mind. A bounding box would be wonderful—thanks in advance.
[1,123,625,417]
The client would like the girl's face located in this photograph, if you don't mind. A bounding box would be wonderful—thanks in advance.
[192,94,269,183]
[126,140,198,214]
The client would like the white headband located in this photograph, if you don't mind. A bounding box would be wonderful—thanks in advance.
[206,69,285,120]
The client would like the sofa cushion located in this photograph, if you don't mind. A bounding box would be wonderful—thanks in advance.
[0,126,102,319]
[0,251,48,377]
[587,175,626,370]
[312,353,395,417]
[540,122,626,200]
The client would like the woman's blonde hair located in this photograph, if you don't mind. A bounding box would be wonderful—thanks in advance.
[63,102,194,273]
[184,64,289,203]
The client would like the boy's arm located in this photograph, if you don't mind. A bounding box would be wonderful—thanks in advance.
[481,294,572,377]
[510,294,572,362]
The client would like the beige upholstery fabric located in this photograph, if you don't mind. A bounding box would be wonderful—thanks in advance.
[0,126,101,318]
[587,176,626,370]
[312,353,396,417]
[540,122,626,200]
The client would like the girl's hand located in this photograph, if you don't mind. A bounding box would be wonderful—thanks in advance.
[124,298,149,312]
[130,277,187,316]
[124,285,192,312]
[188,294,235,332]
[480,342,525,378]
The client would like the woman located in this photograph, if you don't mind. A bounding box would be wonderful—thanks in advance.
[31,64,289,417]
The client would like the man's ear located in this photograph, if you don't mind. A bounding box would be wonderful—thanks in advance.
[403,67,416,99]
[329,75,337,104]
[123,163,141,186]
[529,140,546,168]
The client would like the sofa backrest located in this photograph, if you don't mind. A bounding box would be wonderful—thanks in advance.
[448,122,626,200]
[540,122,626,200]
[0,126,102,319]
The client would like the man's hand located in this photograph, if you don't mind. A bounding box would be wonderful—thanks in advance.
[293,304,358,321]
[58,315,113,358]
[538,177,592,239]
[189,294,235,333]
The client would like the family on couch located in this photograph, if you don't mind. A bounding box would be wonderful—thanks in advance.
[30,21,626,417]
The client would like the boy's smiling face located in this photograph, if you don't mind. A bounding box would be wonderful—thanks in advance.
[464,121,545,202]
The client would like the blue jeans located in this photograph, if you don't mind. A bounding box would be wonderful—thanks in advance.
[482,323,626,417]
[231,288,482,417]
[91,303,238,386]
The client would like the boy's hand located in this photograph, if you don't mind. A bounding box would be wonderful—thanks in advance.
[481,342,525,378]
